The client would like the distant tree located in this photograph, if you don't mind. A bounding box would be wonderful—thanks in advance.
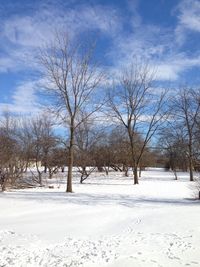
[108,127,132,176]
[92,142,112,174]
[25,114,58,186]
[45,146,67,179]
[0,112,25,191]
[171,88,200,181]
[75,116,103,183]
[159,126,188,179]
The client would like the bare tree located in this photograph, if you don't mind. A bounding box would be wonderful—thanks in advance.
[108,127,132,176]
[21,114,58,186]
[171,88,200,181]
[45,146,66,179]
[107,63,167,184]
[92,143,112,174]
[17,118,34,172]
[39,33,104,192]
[0,112,25,191]
[75,117,103,183]
[159,125,188,179]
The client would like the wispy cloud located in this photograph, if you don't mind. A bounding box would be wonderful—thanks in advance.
[0,80,40,115]
[106,0,200,82]
[0,1,122,116]
[175,0,200,45]
[0,2,122,72]
[1,0,200,116]
[155,54,200,81]
[2,3,121,47]
[177,0,200,32]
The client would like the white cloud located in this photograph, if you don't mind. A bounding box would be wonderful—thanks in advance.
[0,2,122,75]
[0,57,18,72]
[126,0,142,28]
[106,23,179,81]
[105,3,200,82]
[175,0,200,45]
[155,54,200,81]
[0,80,41,115]
[177,0,200,32]
[155,64,179,81]
[2,4,121,48]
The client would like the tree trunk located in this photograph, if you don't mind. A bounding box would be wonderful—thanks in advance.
[189,158,194,181]
[139,166,142,178]
[2,183,6,192]
[125,167,129,177]
[188,143,194,182]
[104,165,109,175]
[80,166,86,184]
[97,166,103,172]
[133,166,139,184]
[35,160,42,186]
[1,176,6,192]
[66,122,74,193]
[44,164,47,173]
[173,168,178,180]
[38,172,42,186]
[128,128,139,185]
[48,168,53,179]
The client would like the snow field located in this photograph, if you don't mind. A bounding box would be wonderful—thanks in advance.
[0,169,200,267]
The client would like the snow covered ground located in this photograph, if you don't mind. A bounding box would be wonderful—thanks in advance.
[0,169,200,267]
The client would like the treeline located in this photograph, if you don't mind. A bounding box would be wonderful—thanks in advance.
[0,111,158,191]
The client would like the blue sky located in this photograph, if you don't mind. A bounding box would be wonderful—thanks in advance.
[1,0,200,115]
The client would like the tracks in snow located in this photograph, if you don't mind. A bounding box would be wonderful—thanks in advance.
[0,225,200,267]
